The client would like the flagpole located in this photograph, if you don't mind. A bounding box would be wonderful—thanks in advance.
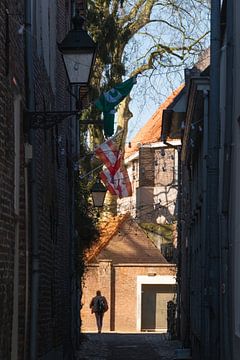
[79,164,103,180]
[94,129,124,150]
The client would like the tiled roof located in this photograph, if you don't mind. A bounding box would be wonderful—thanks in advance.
[84,213,130,262]
[125,84,185,158]
[87,217,168,264]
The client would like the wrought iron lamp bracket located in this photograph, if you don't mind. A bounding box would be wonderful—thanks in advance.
[24,110,102,130]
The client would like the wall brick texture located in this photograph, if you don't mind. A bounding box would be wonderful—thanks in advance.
[31,2,74,358]
[139,147,155,187]
[81,264,176,332]
[134,146,177,223]
[0,1,26,359]
[119,146,178,223]
[0,1,79,359]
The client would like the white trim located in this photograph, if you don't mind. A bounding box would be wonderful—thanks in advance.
[125,139,181,164]
[124,152,139,164]
[136,275,176,331]
[142,140,181,148]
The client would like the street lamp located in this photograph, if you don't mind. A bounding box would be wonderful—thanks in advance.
[25,11,100,130]
[91,178,107,208]
[58,12,97,85]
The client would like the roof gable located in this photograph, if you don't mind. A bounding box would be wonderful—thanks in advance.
[87,218,168,264]
[125,84,184,158]
[84,214,129,262]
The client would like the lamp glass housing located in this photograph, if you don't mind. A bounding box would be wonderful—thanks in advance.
[58,14,97,85]
[91,180,107,208]
[62,51,95,84]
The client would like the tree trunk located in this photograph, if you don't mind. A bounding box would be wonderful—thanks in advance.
[102,96,133,216]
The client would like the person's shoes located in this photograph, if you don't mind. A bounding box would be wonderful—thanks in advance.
[98,330,101,333]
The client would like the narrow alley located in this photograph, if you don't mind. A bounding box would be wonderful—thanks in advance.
[2,1,240,360]
[76,333,182,360]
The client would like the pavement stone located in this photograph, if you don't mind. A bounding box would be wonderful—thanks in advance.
[76,333,110,360]
[76,332,182,360]
[145,333,182,360]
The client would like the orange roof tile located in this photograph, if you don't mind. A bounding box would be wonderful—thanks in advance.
[87,217,168,265]
[125,84,185,158]
[84,213,130,262]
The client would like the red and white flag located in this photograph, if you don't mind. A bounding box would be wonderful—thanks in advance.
[100,164,132,198]
[95,138,132,198]
[95,139,121,176]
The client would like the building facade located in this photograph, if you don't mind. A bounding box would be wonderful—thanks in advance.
[117,88,185,262]
[175,1,240,359]
[0,1,85,359]
[81,216,176,333]
[0,1,26,359]
[220,1,240,358]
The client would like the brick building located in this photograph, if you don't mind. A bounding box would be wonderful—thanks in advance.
[0,1,26,359]
[81,215,176,333]
[0,1,86,359]
[173,3,240,358]
[117,86,185,261]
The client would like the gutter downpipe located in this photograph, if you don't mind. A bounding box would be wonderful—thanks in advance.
[207,1,221,359]
[202,88,209,359]
[162,138,181,339]
[176,145,182,340]
[23,164,29,360]
[25,1,40,359]
[220,0,233,358]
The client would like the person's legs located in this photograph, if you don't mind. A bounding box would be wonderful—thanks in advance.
[99,313,104,330]
[95,312,104,333]
[95,313,101,333]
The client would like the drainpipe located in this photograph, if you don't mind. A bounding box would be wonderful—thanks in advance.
[176,145,182,340]
[23,164,29,360]
[201,89,209,359]
[162,140,181,339]
[206,1,221,359]
[220,0,233,358]
[25,1,40,359]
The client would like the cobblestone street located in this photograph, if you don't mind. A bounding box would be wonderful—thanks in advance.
[76,333,182,360]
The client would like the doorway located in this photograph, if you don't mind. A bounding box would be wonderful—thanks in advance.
[136,275,176,332]
[141,284,176,331]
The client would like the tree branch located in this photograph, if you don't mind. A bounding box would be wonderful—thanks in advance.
[119,0,147,25]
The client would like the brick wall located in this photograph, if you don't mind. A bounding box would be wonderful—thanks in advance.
[76,0,86,16]
[30,1,75,358]
[81,263,176,332]
[0,0,26,359]
[139,146,176,189]
[0,0,81,358]
[139,147,155,187]
[134,146,177,223]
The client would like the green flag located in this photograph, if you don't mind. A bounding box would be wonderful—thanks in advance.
[103,110,115,138]
[95,76,137,137]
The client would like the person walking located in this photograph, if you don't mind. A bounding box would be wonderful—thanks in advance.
[90,290,108,333]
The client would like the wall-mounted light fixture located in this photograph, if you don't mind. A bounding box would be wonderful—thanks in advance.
[58,12,96,85]
[91,178,107,208]
[25,11,101,130]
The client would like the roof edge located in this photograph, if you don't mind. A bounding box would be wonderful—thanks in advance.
[84,213,131,262]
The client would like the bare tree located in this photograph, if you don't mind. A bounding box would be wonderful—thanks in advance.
[86,0,209,144]
[81,0,209,212]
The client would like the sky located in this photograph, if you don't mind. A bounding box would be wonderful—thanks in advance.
[126,76,181,142]
[113,2,210,143]
[118,68,185,143]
